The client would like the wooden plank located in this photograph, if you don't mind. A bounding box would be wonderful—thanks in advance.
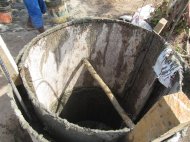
[153,18,168,35]
[126,92,190,142]
[83,58,135,129]
[0,35,21,85]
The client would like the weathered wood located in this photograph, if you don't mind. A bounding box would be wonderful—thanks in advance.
[0,36,21,85]
[153,18,168,35]
[83,58,135,129]
[166,0,189,38]
[126,92,190,142]
[166,0,189,22]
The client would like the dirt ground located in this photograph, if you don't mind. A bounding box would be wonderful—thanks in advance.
[66,0,163,19]
[0,0,189,142]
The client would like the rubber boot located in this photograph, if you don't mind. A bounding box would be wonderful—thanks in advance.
[37,26,45,33]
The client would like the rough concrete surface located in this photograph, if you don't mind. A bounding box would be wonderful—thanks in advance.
[0,75,17,142]
[0,1,190,142]
[0,33,36,142]
[0,29,37,141]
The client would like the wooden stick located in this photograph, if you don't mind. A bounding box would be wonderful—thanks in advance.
[167,2,188,39]
[0,35,21,85]
[178,54,190,59]
[83,58,135,129]
[186,31,190,63]
[153,18,168,35]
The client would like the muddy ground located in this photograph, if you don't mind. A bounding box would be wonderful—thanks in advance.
[0,0,189,142]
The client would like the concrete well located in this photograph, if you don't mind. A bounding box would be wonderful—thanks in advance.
[18,18,168,142]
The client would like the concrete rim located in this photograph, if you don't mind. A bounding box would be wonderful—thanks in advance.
[18,18,166,134]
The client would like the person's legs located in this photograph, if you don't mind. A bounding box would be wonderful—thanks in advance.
[38,0,47,14]
[27,17,33,28]
[23,0,45,33]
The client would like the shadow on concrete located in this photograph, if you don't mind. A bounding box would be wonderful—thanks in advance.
[0,92,18,142]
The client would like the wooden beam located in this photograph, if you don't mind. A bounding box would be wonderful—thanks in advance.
[126,92,190,142]
[0,35,21,85]
[153,18,168,35]
[83,59,135,129]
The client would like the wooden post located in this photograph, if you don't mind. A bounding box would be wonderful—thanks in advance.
[0,35,21,85]
[126,92,190,142]
[153,18,168,35]
[83,59,135,129]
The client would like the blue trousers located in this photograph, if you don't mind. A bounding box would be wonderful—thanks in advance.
[23,0,46,29]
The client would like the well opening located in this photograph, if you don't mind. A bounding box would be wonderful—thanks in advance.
[18,18,168,141]
[59,87,123,130]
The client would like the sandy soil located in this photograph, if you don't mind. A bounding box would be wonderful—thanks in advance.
[66,0,163,19]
